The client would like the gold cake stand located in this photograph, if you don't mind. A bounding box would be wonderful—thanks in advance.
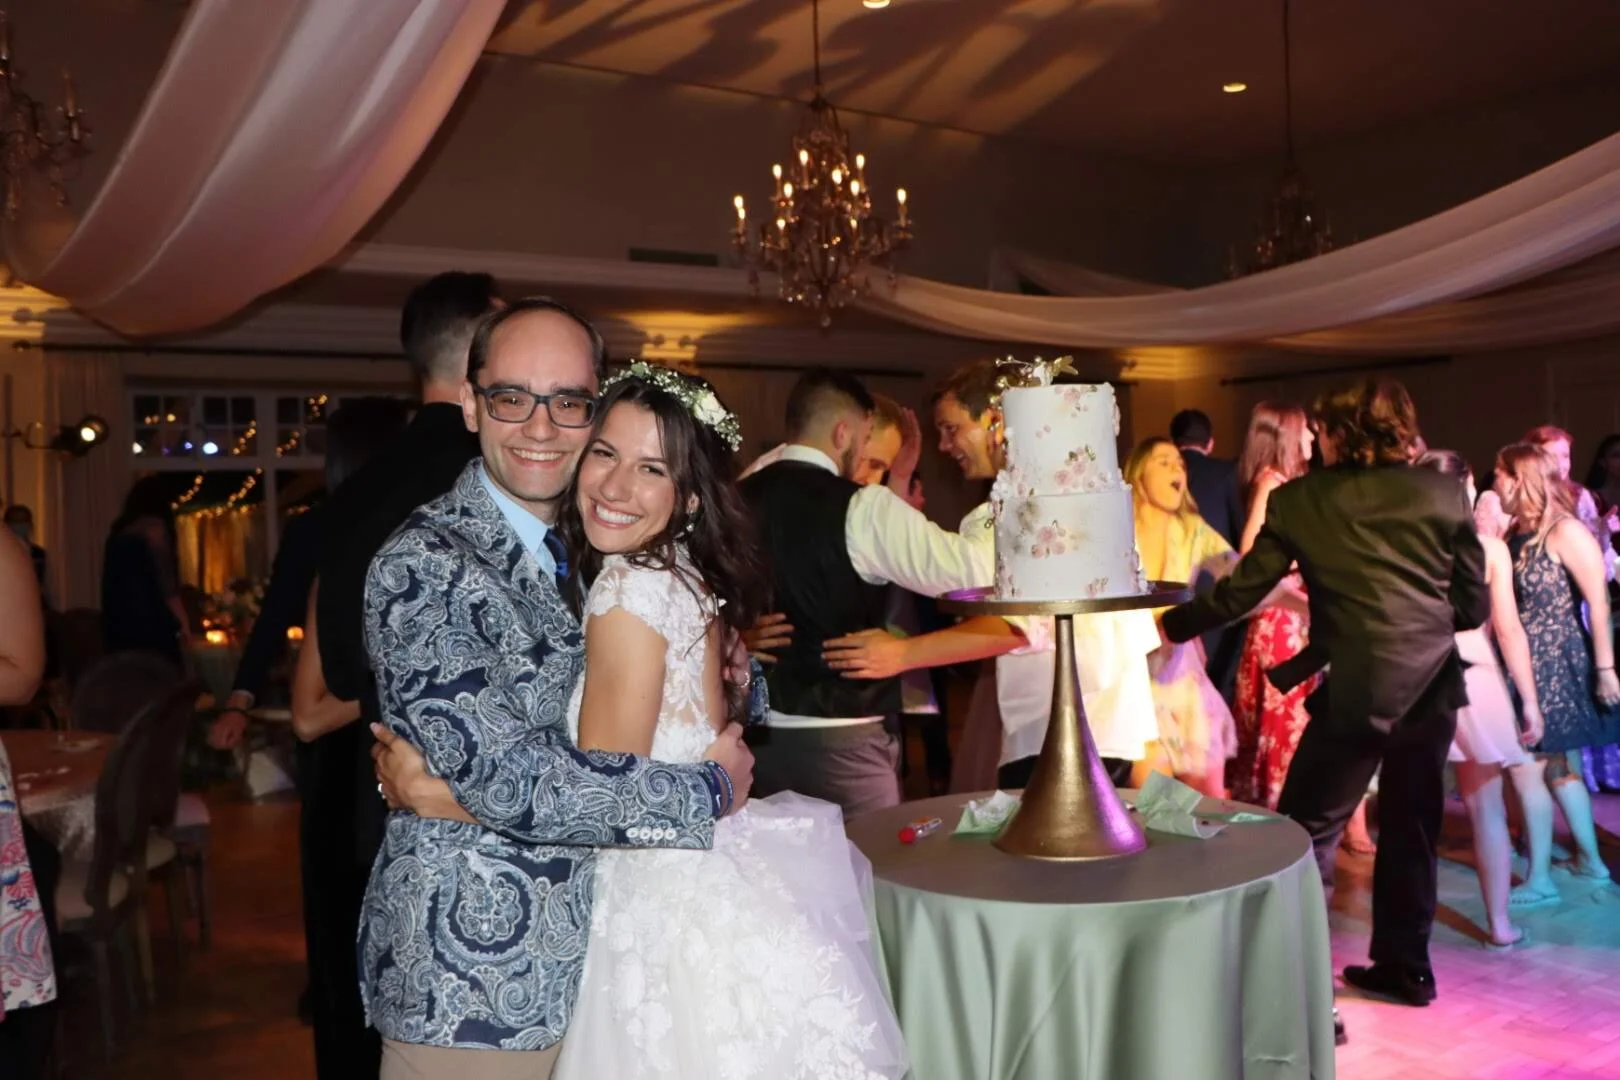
[938,582,1193,861]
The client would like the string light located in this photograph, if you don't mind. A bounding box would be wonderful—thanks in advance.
[275,430,301,457]
[229,421,258,457]
[170,474,205,510]
[181,468,263,519]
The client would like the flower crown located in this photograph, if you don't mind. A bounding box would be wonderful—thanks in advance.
[602,360,743,452]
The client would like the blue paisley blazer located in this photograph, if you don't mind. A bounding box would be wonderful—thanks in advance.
[357,462,718,1050]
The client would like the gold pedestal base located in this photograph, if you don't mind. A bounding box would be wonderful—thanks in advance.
[939,583,1192,861]
[995,612,1144,860]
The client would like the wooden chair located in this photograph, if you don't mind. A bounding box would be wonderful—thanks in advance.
[69,653,180,734]
[53,701,165,1061]
[140,679,209,970]
[47,607,105,691]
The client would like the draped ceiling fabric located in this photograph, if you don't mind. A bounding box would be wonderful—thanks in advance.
[860,131,1620,354]
[1001,245,1620,356]
[1,0,505,337]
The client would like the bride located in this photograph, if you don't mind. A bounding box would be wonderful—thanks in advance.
[392,361,908,1079]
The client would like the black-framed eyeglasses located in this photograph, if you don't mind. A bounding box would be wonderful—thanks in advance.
[471,384,597,427]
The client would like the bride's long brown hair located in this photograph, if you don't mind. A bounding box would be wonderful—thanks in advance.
[555,372,771,720]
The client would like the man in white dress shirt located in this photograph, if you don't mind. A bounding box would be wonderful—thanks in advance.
[822,360,1159,792]
[739,369,1025,815]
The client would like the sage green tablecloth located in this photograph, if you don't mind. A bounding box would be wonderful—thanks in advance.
[848,791,1336,1080]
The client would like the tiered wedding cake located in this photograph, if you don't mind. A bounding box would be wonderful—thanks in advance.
[991,363,1148,600]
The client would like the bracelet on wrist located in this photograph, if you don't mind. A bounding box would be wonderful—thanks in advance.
[706,761,734,817]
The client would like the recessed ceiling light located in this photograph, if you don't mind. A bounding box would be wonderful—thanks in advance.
[863,0,890,8]
[1222,82,1248,94]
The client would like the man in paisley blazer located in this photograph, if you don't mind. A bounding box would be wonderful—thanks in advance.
[360,298,754,1080]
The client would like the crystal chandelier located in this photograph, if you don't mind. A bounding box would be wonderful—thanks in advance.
[0,10,90,219]
[731,0,911,328]
[1230,0,1332,278]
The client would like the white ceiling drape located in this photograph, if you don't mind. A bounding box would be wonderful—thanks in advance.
[860,131,1620,352]
[999,245,1620,356]
[2,0,505,337]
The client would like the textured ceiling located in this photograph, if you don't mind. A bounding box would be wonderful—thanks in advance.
[488,0,1620,163]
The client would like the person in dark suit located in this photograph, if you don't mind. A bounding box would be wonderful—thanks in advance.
[1172,408,1245,696]
[1162,379,1489,1010]
[1172,408,1242,547]
[306,272,500,1080]
[100,476,188,666]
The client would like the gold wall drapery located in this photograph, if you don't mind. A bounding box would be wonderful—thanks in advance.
[176,506,263,597]
[42,351,130,610]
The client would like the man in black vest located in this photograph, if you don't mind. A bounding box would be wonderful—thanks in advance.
[741,369,989,816]
[1162,379,1489,1010]
[307,271,500,1080]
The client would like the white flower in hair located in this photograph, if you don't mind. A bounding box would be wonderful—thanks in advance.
[693,391,727,426]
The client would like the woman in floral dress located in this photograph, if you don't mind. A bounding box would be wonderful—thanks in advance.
[1227,403,1317,810]
[1126,437,1241,797]
[0,526,54,1075]
[1495,442,1619,900]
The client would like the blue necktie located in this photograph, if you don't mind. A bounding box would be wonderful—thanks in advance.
[542,530,569,589]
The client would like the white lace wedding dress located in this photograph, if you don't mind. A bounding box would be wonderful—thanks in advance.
[555,553,909,1080]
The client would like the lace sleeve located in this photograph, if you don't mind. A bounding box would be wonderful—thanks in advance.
[586,557,708,649]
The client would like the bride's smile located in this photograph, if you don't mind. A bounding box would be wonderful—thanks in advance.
[576,402,682,554]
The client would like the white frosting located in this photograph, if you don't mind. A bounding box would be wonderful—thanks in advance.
[993,383,1147,599]
[1000,383,1126,496]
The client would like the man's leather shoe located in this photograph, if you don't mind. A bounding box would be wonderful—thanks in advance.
[1342,964,1436,1006]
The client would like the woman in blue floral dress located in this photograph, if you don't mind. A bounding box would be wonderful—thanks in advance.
[1495,443,1620,902]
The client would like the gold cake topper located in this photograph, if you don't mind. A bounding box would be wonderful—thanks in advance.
[993,355,1078,400]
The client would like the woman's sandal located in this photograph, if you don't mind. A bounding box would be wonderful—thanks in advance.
[1569,858,1612,882]
[1485,928,1528,952]
[1508,883,1561,910]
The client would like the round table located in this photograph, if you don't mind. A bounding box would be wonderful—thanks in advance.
[1,730,113,861]
[848,791,1337,1080]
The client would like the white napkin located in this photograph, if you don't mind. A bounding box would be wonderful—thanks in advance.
[954,790,1021,835]
[1135,772,1275,839]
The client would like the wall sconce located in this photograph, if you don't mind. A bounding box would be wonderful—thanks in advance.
[3,414,110,457]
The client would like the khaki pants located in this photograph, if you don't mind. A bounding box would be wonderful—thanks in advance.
[381,1039,561,1080]
[746,719,901,818]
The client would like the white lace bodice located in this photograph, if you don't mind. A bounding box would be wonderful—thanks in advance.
[566,551,720,764]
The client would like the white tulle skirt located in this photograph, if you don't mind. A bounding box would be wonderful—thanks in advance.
[1448,629,1532,767]
[555,792,909,1080]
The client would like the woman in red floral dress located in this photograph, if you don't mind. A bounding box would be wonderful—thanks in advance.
[1228,403,1323,811]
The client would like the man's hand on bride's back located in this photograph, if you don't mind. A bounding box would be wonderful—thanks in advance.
[704,722,755,815]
